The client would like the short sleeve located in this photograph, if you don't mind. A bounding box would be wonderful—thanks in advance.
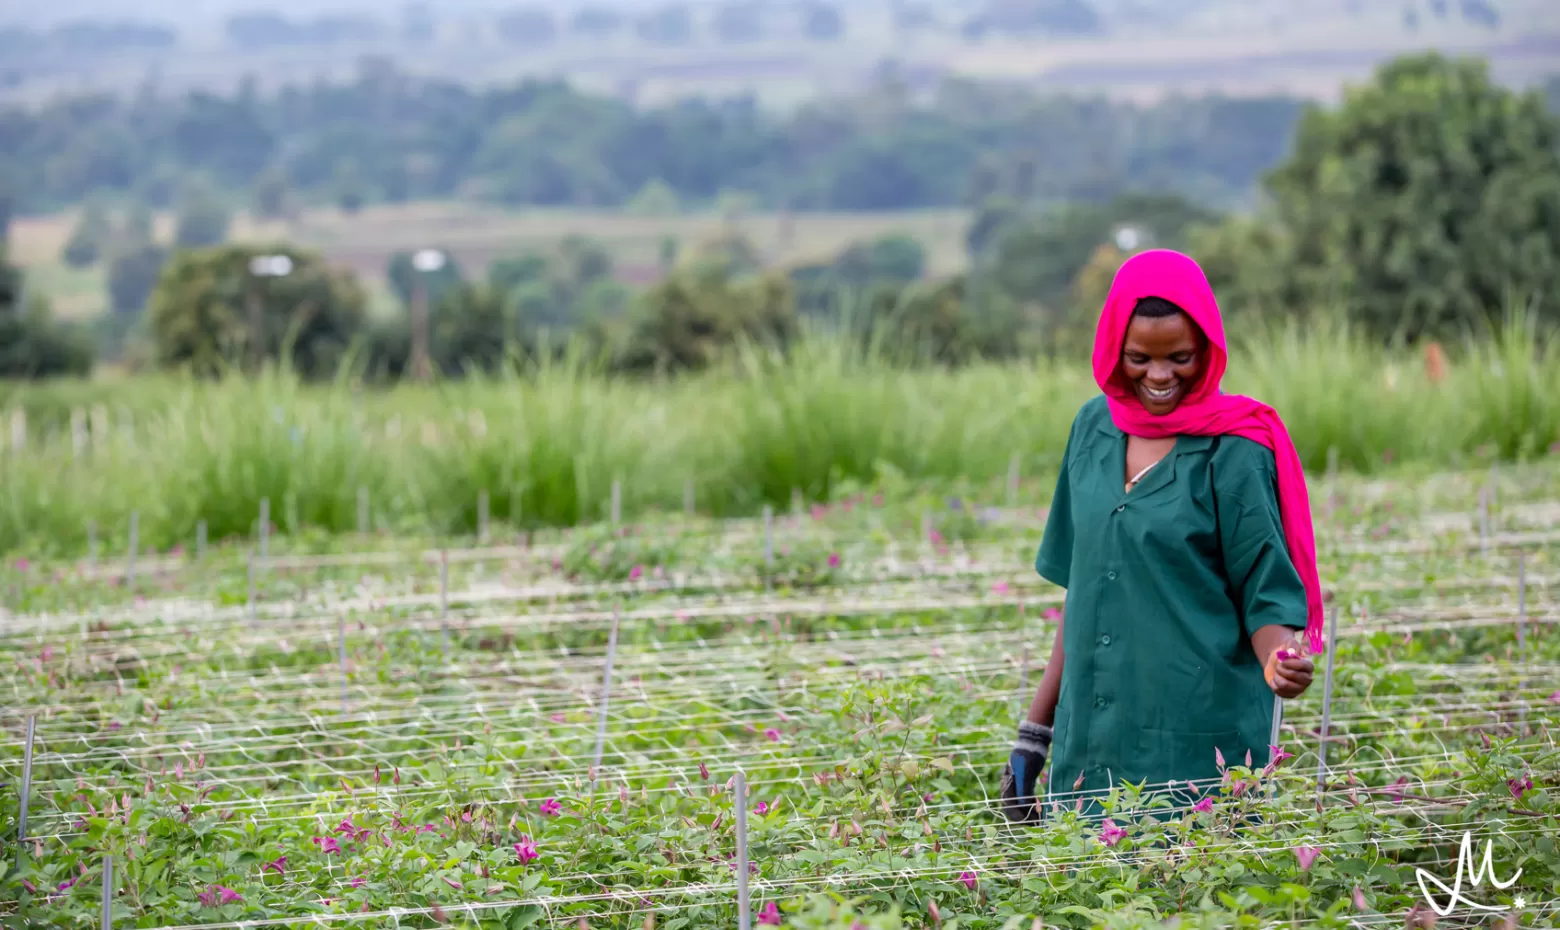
[1034,418,1080,589]
[1213,439,1308,639]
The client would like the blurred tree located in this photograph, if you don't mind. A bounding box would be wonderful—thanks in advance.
[636,4,693,44]
[148,244,367,378]
[713,2,765,42]
[1265,53,1560,340]
[627,179,681,215]
[333,159,368,214]
[251,166,291,220]
[0,279,93,378]
[387,250,465,308]
[621,263,795,371]
[571,6,624,36]
[62,199,114,268]
[106,242,169,314]
[173,179,231,248]
[431,284,515,374]
[488,254,549,294]
[801,3,845,40]
[496,7,558,45]
[965,196,1024,257]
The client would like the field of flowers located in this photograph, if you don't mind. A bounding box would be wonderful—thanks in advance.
[1,463,1558,929]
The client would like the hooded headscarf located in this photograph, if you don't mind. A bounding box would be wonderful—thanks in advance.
[1092,249,1324,654]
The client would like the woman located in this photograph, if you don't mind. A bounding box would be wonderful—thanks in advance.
[999,249,1321,823]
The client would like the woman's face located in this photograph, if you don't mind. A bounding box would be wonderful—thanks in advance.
[1120,312,1206,416]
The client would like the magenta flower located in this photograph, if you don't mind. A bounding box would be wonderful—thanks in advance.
[1508,777,1534,800]
[15,558,29,572]
[764,727,782,743]
[1549,690,1560,704]
[347,877,366,889]
[1214,747,1226,769]
[1387,776,1409,803]
[1042,606,1062,621]
[262,856,287,875]
[1294,846,1321,871]
[198,885,243,907]
[629,565,643,581]
[1352,887,1368,911]
[1098,819,1126,847]
[1191,796,1213,813]
[753,800,770,815]
[758,901,782,926]
[1268,744,1294,764]
[312,836,342,855]
[827,552,841,569]
[514,837,539,863]
[549,713,566,723]
[991,581,1010,595]
[959,870,977,890]
[57,877,77,893]
[540,798,563,817]
[699,762,710,781]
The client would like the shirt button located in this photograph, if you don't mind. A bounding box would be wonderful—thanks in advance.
[1095,696,1108,708]
[1115,505,1125,514]
[1100,634,1112,646]
[1107,571,1117,581]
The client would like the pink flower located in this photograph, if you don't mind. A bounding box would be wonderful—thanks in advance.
[1549,691,1560,704]
[1293,846,1321,871]
[347,877,366,889]
[312,836,342,855]
[1214,747,1226,770]
[540,798,563,817]
[15,558,29,572]
[753,801,770,815]
[57,877,77,893]
[699,762,710,781]
[198,885,243,907]
[442,876,463,890]
[549,713,566,723]
[514,837,539,863]
[959,871,976,890]
[1387,776,1408,803]
[629,565,643,581]
[991,581,1010,595]
[1508,777,1534,800]
[1352,887,1368,911]
[928,529,944,544]
[1191,796,1213,814]
[22,879,37,894]
[1042,606,1062,621]
[758,901,782,926]
[827,552,841,569]
[1268,744,1294,764]
[262,856,287,875]
[1098,819,1126,847]
[764,727,781,742]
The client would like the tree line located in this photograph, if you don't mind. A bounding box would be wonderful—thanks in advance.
[0,65,1305,217]
[3,53,1558,382]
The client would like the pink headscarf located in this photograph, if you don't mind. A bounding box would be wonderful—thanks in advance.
[1092,249,1324,654]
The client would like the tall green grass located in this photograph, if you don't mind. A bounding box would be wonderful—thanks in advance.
[1,317,1556,556]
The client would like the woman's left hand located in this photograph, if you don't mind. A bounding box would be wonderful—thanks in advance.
[1264,641,1314,698]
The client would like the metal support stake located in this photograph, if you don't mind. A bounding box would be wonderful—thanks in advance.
[440,549,450,659]
[1268,694,1283,760]
[1315,606,1339,807]
[610,480,622,528]
[126,512,138,588]
[478,490,490,544]
[357,487,369,535]
[684,479,695,517]
[591,610,621,789]
[1517,552,1527,731]
[258,497,270,560]
[18,714,34,843]
[762,506,774,569]
[247,552,257,622]
[791,487,803,518]
[86,521,98,574]
[100,854,113,928]
[338,613,349,715]
[1007,452,1020,509]
[1478,487,1489,558]
[734,769,751,930]
[1017,646,1029,700]
[195,521,207,561]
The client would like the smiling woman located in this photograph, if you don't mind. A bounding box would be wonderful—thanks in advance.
[999,249,1324,823]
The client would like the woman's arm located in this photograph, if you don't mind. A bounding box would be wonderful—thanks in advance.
[1025,610,1065,725]
[1251,623,1313,699]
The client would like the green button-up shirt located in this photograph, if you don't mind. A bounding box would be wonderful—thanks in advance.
[1036,396,1307,814]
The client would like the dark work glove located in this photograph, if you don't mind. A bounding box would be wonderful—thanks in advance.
[998,720,1052,823]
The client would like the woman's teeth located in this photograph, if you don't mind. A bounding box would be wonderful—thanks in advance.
[1144,386,1176,401]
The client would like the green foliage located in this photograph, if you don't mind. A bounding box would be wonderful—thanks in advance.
[1264,53,1560,342]
[0,253,92,377]
[2,66,1303,215]
[431,284,519,375]
[386,250,465,308]
[251,165,291,220]
[173,179,232,248]
[147,244,367,378]
[61,199,113,268]
[106,241,170,315]
[627,178,681,216]
[620,263,797,372]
